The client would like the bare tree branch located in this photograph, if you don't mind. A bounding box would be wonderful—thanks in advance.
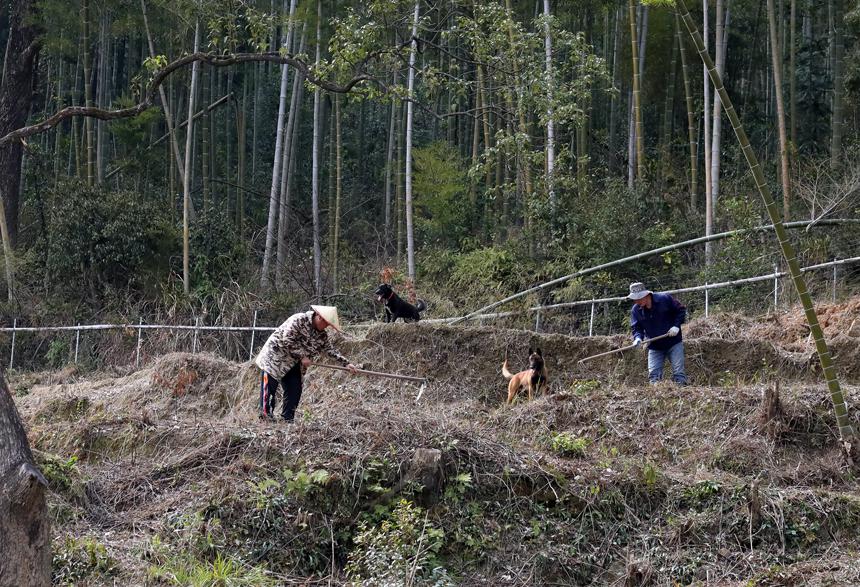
[0,51,377,147]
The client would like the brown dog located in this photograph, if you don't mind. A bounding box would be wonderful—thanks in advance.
[501,348,548,404]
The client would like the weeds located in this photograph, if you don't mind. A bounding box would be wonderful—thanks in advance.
[346,499,453,586]
[549,432,589,457]
[52,536,116,585]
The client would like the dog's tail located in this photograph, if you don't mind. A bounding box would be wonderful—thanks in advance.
[415,299,426,312]
[502,351,514,380]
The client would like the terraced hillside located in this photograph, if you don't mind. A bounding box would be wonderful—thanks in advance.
[11,301,860,586]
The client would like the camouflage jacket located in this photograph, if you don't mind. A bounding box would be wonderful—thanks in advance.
[254,311,350,379]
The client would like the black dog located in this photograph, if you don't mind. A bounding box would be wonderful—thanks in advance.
[374,283,426,322]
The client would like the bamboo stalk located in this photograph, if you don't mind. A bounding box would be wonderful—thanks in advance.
[311,362,427,384]
[450,219,860,324]
[578,332,672,364]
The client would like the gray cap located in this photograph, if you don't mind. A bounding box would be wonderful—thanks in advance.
[627,282,652,300]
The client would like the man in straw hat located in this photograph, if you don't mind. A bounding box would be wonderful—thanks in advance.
[255,305,357,422]
[628,282,688,385]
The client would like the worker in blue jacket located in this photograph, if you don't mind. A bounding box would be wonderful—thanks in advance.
[628,282,688,385]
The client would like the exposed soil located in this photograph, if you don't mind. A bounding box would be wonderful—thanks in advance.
[12,300,860,586]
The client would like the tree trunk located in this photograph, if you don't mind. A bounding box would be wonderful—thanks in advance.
[789,0,797,149]
[277,78,304,288]
[477,63,493,196]
[767,0,792,222]
[678,0,856,460]
[676,13,698,208]
[52,54,65,186]
[82,0,95,186]
[469,91,480,207]
[201,68,211,209]
[0,374,51,587]
[96,12,108,184]
[260,0,298,289]
[404,0,420,282]
[275,25,306,287]
[504,0,533,228]
[703,0,713,266]
[141,0,185,187]
[252,63,260,176]
[543,0,556,205]
[395,101,404,267]
[0,0,40,250]
[829,0,844,171]
[383,71,398,254]
[660,26,679,182]
[236,74,247,232]
[608,6,622,172]
[182,16,201,295]
[311,0,323,299]
[628,0,645,182]
[710,0,729,209]
[332,95,342,293]
[327,96,336,260]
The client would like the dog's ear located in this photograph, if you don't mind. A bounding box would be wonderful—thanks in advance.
[528,347,533,355]
[536,348,543,356]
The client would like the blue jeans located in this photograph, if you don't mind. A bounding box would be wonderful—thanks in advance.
[647,341,687,384]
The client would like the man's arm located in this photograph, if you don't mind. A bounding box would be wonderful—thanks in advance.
[671,296,687,327]
[325,337,351,366]
[631,307,645,342]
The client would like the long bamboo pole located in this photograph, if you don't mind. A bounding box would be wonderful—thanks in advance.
[450,218,860,324]
[676,0,855,454]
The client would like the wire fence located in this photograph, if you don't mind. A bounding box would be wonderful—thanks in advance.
[1,257,857,372]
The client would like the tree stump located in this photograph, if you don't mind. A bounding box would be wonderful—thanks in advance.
[757,381,783,439]
[0,373,51,587]
[403,448,444,506]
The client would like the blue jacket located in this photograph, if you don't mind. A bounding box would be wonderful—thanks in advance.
[631,292,686,351]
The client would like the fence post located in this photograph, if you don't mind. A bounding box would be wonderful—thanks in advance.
[589,301,595,336]
[136,318,143,368]
[833,262,838,303]
[10,317,16,369]
[193,317,200,353]
[248,310,258,361]
[704,284,709,318]
[74,323,81,364]
[534,309,541,332]
[773,264,779,308]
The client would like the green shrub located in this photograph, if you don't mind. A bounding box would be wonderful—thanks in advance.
[189,205,250,293]
[413,141,472,248]
[43,180,171,294]
[346,499,453,586]
[45,338,70,369]
[549,432,589,457]
[40,454,79,492]
[52,535,117,585]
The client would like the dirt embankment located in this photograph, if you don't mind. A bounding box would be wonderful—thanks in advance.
[11,300,860,586]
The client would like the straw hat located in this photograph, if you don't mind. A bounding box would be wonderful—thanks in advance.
[627,282,652,300]
[310,305,342,331]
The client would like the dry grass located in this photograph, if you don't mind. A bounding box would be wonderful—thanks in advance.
[13,302,860,586]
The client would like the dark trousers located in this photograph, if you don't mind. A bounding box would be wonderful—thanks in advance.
[259,363,303,420]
